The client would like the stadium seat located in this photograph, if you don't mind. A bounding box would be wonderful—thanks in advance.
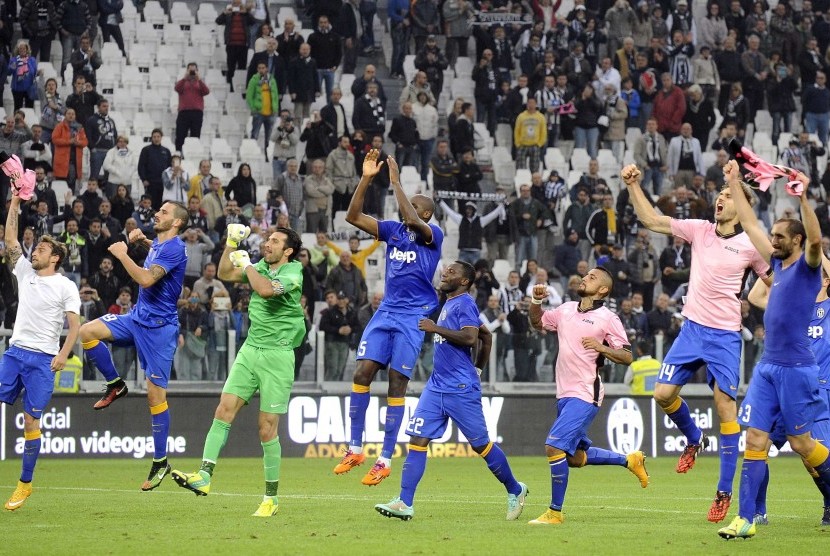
[277,7,297,27]
[571,148,591,173]
[183,46,209,70]
[134,21,161,46]
[403,55,416,82]
[101,42,123,66]
[128,43,155,72]
[492,146,511,162]
[701,151,716,171]
[182,137,208,160]
[108,110,129,136]
[133,115,157,142]
[196,3,218,25]
[544,147,567,171]
[120,65,145,97]
[163,24,189,52]
[455,57,473,79]
[625,126,643,146]
[51,180,69,202]
[514,169,532,191]
[495,123,512,148]
[492,259,512,283]
[169,2,194,25]
[597,149,617,172]
[121,0,139,22]
[753,131,773,150]
[21,107,38,126]
[156,47,183,77]
[220,115,244,149]
[143,1,168,26]
[339,73,355,95]
[190,24,217,54]
[96,65,121,94]
[400,165,420,185]
[148,67,173,91]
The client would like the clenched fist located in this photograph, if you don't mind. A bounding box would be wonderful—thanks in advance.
[226,223,251,249]
[621,164,641,186]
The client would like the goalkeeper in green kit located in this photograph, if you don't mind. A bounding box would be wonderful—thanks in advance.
[172,224,304,517]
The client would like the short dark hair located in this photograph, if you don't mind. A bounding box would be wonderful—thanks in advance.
[39,235,68,270]
[276,226,302,261]
[456,260,476,289]
[776,217,807,248]
[461,102,473,113]
[152,128,163,136]
[97,98,108,107]
[163,201,189,232]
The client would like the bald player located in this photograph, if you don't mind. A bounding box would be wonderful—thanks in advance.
[334,150,444,486]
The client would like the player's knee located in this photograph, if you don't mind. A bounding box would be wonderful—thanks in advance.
[744,429,768,452]
[79,322,97,343]
[567,451,587,468]
[22,413,38,431]
[788,434,814,457]
[652,386,676,408]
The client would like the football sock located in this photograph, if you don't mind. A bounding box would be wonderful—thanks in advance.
[808,467,830,507]
[663,397,702,444]
[20,430,41,483]
[381,397,405,460]
[83,339,120,382]
[262,437,281,498]
[348,384,370,451]
[150,402,169,460]
[585,447,626,466]
[201,418,231,473]
[479,442,522,495]
[549,452,569,511]
[718,421,741,493]
[754,463,769,516]
[738,450,767,520]
[399,444,427,506]
[805,442,830,492]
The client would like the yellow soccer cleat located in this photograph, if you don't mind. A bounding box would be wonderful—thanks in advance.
[626,451,650,488]
[529,508,564,525]
[171,469,211,496]
[361,461,391,486]
[5,481,33,511]
[252,498,279,517]
[333,449,365,475]
[718,516,756,540]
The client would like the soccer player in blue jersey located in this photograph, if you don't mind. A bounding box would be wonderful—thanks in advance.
[717,160,830,539]
[79,200,189,491]
[334,150,444,486]
[374,261,528,521]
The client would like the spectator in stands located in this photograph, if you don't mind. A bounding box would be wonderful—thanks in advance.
[28,195,70,237]
[85,97,116,180]
[182,227,215,289]
[185,196,209,234]
[65,75,99,133]
[97,0,126,57]
[52,107,87,192]
[200,176,225,233]
[652,72,685,140]
[309,231,339,277]
[304,158,335,232]
[353,81,386,139]
[414,35,447,101]
[214,198,249,240]
[456,148,482,197]
[693,46,719,106]
[682,85,715,151]
[320,87,349,150]
[603,83,628,164]
[412,91,438,181]
[69,33,100,87]
[327,236,381,277]
[37,76,64,144]
[174,63,210,153]
[8,40,37,111]
[326,134,356,216]
[572,83,602,159]
[270,110,299,177]
[473,49,497,134]
[56,0,91,84]
[335,0,360,74]
[57,217,86,285]
[301,109,332,162]
[593,57,621,104]
[247,0,270,50]
[110,183,133,224]
[84,217,111,276]
[138,128,172,209]
[563,188,593,261]
[510,184,546,268]
[131,194,154,233]
[399,70,436,107]
[307,15,341,101]
[247,38,287,101]
[799,38,823,95]
[21,124,52,171]
[658,236,690,297]
[287,42,320,122]
[741,34,768,124]
[350,64,387,108]
[79,176,103,217]
[20,0,58,62]
[713,34,741,110]
[797,131,826,185]
[439,198,504,265]
[386,0,409,78]
[805,71,830,147]
[187,159,213,201]
[100,134,136,198]
[224,163,256,214]
[176,295,208,380]
[30,168,63,216]
[216,0,254,92]
[666,30,694,88]
[514,97,547,172]
[633,117,668,196]
[666,122,703,188]
[554,228,581,286]
[767,63,797,146]
[320,290,358,381]
[388,101,420,169]
[97,199,120,235]
[274,158,304,230]
[193,261,227,306]
[325,250,367,307]
[450,102,475,159]
[161,154,189,204]
[276,17,303,61]
[430,138,458,197]
[87,256,120,308]
[409,0,437,55]
[246,61,279,154]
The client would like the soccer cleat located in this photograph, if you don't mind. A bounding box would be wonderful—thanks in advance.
[93,381,128,410]
[252,499,279,517]
[676,434,709,473]
[375,497,414,521]
[528,508,564,525]
[753,513,769,526]
[141,461,171,491]
[361,461,391,486]
[506,482,529,520]
[333,449,365,475]
[4,481,32,511]
[626,451,650,488]
[708,491,732,523]
[822,506,830,527]
[718,516,756,540]
[172,469,211,496]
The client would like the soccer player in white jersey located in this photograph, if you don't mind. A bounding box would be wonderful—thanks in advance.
[0,191,81,510]
[622,163,772,522]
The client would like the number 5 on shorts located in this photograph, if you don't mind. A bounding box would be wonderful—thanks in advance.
[357,341,367,357]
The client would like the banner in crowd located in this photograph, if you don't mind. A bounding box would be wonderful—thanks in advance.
[0,394,794,460]
[434,190,508,203]
[468,11,534,26]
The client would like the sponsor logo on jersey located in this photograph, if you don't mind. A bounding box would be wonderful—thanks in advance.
[389,247,417,263]
[607,397,644,453]
[809,325,824,339]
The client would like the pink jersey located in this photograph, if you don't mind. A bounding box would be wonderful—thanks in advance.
[540,301,630,406]
[670,219,770,331]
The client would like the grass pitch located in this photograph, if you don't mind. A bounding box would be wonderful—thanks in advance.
[1,456,827,555]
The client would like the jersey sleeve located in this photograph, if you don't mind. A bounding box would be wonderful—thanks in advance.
[540,306,560,332]
[12,255,34,280]
[151,239,187,274]
[750,248,771,278]
[62,279,82,314]
[428,223,444,248]
[459,298,482,329]
[277,261,303,293]
[604,312,631,351]
[377,220,397,243]
[669,218,703,243]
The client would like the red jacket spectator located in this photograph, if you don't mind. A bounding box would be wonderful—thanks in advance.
[174,75,210,111]
[652,81,686,136]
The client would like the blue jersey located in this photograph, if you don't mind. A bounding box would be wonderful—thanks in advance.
[377,220,443,314]
[428,293,480,394]
[763,255,821,365]
[811,298,830,390]
[133,236,187,327]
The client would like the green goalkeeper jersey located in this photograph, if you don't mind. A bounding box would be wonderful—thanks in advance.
[243,259,305,350]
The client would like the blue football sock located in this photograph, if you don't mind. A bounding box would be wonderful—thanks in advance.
[807,444,830,499]
[381,398,405,460]
[82,339,120,382]
[664,397,702,444]
[150,402,170,460]
[754,463,769,516]
[585,447,627,466]
[549,453,569,511]
[20,431,41,483]
[738,451,767,521]
[348,385,370,449]
[480,443,521,495]
[811,473,830,507]
[399,445,427,506]
[718,422,741,493]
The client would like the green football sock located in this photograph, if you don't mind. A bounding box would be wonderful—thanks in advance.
[262,437,281,496]
[201,419,231,475]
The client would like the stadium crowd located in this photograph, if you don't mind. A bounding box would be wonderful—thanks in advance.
[1,0,830,384]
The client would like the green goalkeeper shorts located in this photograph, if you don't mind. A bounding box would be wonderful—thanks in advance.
[222,343,296,414]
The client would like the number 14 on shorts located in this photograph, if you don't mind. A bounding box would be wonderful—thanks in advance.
[658,363,676,382]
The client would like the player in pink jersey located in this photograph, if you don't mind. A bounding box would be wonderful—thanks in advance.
[525,267,648,525]
[621,164,772,523]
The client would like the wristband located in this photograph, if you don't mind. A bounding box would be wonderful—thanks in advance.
[531,298,543,305]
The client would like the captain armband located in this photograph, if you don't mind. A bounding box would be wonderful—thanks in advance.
[271,279,285,296]
[531,298,543,305]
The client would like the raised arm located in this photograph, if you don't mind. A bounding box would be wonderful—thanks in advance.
[108,241,167,288]
[723,159,773,262]
[797,172,823,268]
[620,164,673,235]
[439,199,462,224]
[388,156,433,243]
[217,243,245,283]
[478,204,505,227]
[4,194,22,268]
[345,149,381,237]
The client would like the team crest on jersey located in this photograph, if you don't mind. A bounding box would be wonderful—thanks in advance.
[819,307,825,318]
[408,230,416,242]
[439,309,447,321]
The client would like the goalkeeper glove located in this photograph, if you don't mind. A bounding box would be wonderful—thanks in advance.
[226,223,251,248]
[229,250,252,271]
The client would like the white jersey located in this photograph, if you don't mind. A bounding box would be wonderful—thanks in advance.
[9,257,81,355]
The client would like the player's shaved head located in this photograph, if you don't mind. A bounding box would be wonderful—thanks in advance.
[410,194,434,221]
[594,266,614,290]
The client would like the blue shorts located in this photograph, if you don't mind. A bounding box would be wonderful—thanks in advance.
[405,386,490,447]
[740,362,822,438]
[357,309,425,378]
[658,320,741,399]
[769,388,830,449]
[0,345,55,419]
[545,397,599,455]
[100,312,178,388]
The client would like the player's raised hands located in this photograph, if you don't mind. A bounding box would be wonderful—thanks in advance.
[108,241,128,258]
[362,149,385,178]
[723,159,742,184]
[794,171,811,198]
[418,318,437,333]
[621,164,641,186]
[386,155,400,184]
[532,283,549,301]
[128,228,147,244]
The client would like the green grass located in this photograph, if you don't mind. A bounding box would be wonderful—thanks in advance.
[1,456,828,554]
